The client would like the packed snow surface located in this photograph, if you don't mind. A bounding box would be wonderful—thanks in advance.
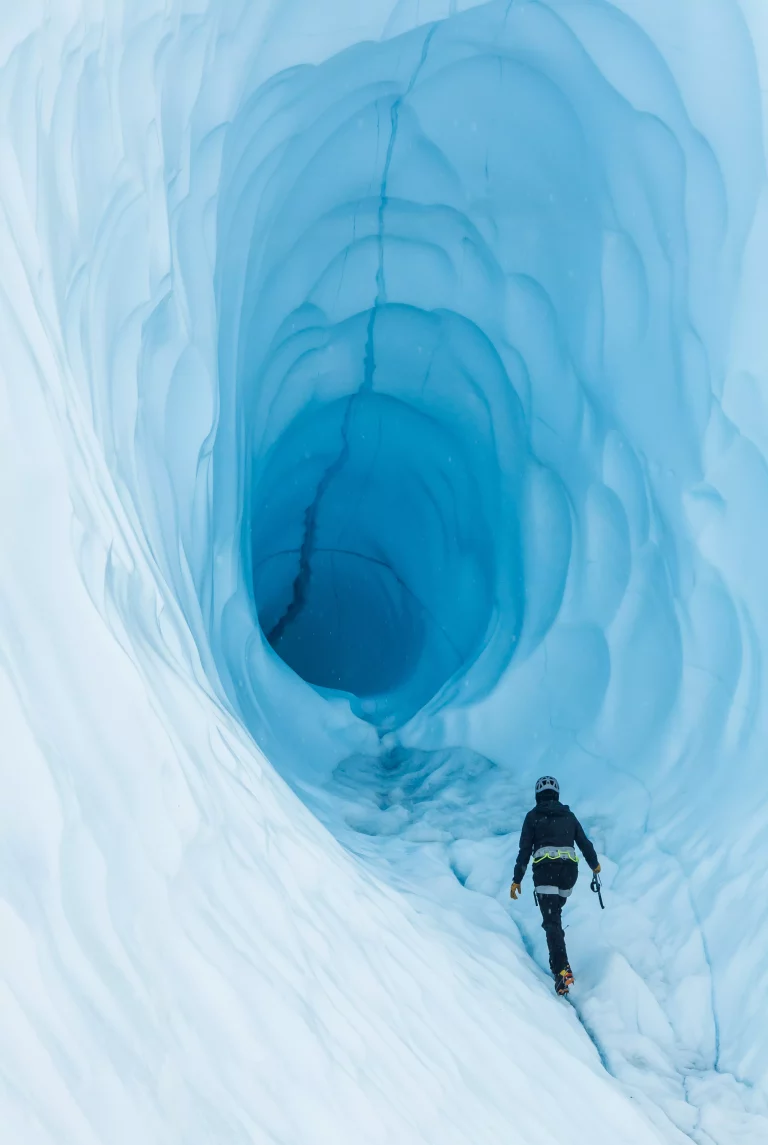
[2,0,768,1142]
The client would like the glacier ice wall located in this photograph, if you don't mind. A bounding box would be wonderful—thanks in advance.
[3,0,768,1141]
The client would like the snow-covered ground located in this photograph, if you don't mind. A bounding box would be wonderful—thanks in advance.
[318,746,768,1142]
[2,1,768,1142]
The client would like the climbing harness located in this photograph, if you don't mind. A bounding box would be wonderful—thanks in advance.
[532,846,579,863]
[590,869,605,909]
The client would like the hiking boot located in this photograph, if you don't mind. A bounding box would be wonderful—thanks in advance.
[555,970,570,996]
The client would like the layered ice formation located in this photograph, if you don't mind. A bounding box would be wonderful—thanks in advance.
[2,1,768,1142]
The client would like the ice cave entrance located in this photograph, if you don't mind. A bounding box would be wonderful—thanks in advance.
[250,373,497,725]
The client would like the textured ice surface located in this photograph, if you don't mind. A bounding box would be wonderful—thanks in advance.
[2,1,768,1142]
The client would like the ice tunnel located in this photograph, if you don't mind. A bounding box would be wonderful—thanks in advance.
[202,0,757,766]
[215,8,631,741]
[123,0,768,1098]
[146,0,768,1118]
[5,0,768,1142]
[211,21,544,734]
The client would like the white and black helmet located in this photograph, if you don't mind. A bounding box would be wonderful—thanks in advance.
[535,775,559,797]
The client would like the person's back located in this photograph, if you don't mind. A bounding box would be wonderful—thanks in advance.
[509,776,601,995]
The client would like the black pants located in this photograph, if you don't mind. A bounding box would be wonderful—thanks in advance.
[537,893,569,976]
[533,858,578,976]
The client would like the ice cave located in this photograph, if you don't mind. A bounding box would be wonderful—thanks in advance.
[1,1,768,1142]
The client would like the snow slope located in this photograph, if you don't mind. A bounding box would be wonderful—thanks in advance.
[1,1,768,1142]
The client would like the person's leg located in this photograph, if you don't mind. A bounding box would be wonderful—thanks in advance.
[537,892,568,976]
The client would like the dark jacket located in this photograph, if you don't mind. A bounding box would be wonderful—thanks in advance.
[513,797,598,885]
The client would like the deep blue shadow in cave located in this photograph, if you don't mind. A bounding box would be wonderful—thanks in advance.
[265,548,426,697]
[251,380,499,724]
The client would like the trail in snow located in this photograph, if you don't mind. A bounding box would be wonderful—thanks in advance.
[303,746,768,1145]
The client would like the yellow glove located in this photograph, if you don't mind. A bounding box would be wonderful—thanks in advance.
[510,882,521,900]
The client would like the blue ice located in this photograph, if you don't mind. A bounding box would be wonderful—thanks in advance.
[3,0,768,1141]
[202,1,768,1124]
[206,1,752,758]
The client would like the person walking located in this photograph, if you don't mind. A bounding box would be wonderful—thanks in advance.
[509,776,601,995]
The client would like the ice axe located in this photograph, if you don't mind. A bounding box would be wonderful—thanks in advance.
[590,870,605,909]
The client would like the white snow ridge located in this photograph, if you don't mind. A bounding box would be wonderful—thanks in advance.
[2,1,768,1142]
